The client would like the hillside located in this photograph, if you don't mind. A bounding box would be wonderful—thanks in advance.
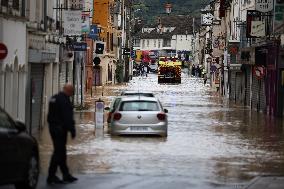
[133,0,210,24]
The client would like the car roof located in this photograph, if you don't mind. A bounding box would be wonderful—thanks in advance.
[120,96,159,102]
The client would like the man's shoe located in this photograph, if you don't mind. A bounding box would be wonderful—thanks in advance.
[63,175,78,183]
[47,176,64,184]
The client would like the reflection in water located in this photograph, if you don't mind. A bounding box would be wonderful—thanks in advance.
[38,73,284,186]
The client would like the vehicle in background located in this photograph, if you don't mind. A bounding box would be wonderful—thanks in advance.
[149,62,158,73]
[0,108,39,189]
[158,57,182,84]
[108,97,168,137]
[121,91,155,97]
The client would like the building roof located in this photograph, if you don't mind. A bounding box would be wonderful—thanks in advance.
[135,15,194,40]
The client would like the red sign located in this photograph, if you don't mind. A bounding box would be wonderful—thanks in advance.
[0,43,8,60]
[253,65,266,79]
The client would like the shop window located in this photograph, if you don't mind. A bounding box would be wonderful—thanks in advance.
[163,39,171,47]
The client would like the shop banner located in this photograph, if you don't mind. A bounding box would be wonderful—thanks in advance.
[63,10,82,36]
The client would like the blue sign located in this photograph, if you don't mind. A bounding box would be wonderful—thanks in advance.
[131,50,135,58]
[89,25,99,40]
[71,42,87,51]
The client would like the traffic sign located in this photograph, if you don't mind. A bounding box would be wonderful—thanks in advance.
[123,48,131,55]
[89,25,99,40]
[69,42,87,51]
[0,43,8,60]
[256,0,273,13]
[253,65,266,79]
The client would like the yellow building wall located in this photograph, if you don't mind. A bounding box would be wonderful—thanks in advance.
[93,0,114,52]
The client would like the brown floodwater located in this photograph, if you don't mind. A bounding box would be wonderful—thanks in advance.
[37,72,284,186]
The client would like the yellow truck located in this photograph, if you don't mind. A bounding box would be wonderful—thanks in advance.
[158,57,181,84]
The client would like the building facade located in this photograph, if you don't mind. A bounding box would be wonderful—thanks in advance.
[134,15,194,61]
[0,0,27,123]
[199,0,284,117]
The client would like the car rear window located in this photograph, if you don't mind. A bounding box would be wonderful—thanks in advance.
[120,101,159,111]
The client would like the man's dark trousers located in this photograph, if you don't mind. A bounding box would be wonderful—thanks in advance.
[48,129,69,178]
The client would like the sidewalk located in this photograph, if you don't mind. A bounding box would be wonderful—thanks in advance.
[245,176,284,189]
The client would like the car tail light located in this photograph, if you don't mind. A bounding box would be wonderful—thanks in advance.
[113,113,122,121]
[157,113,166,121]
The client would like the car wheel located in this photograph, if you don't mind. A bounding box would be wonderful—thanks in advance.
[15,154,39,189]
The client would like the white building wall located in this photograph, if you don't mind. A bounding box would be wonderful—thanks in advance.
[0,18,27,121]
[137,35,193,52]
[139,38,165,51]
[175,35,193,51]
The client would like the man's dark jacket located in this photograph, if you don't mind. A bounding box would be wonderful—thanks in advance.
[47,92,75,136]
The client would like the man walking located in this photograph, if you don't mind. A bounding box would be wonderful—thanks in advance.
[47,84,78,184]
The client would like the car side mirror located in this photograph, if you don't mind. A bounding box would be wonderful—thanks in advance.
[104,107,110,111]
[164,109,168,113]
[15,121,27,132]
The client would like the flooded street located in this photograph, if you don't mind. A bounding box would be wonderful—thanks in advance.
[38,71,284,188]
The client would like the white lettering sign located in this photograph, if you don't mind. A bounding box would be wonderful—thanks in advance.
[63,10,82,36]
[255,0,274,12]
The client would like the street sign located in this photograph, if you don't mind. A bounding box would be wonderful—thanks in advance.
[89,25,99,40]
[256,0,274,13]
[95,41,105,54]
[0,43,8,60]
[69,42,87,51]
[131,50,135,58]
[253,65,266,79]
[123,48,131,55]
[201,12,214,26]
[63,10,82,36]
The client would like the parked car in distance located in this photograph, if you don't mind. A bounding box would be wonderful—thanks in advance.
[120,91,155,97]
[149,62,158,73]
[0,107,39,189]
[108,96,168,137]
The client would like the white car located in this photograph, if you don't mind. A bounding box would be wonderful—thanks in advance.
[149,62,158,72]
[108,96,168,137]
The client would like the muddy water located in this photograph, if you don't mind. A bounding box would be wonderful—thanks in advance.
[38,72,284,186]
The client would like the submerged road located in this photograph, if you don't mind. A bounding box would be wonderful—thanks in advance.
[2,72,284,189]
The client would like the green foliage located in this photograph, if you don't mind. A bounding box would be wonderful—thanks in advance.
[115,64,124,83]
[134,0,210,24]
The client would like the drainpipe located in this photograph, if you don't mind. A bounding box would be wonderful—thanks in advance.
[43,0,47,32]
[21,0,26,17]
